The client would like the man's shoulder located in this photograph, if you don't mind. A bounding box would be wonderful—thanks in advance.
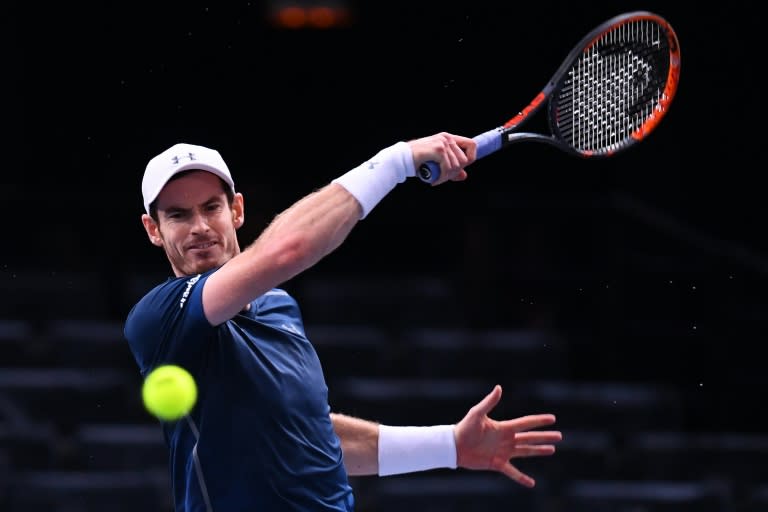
[140,275,193,301]
[260,287,300,306]
[126,275,202,319]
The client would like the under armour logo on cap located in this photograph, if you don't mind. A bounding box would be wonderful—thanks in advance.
[171,153,197,165]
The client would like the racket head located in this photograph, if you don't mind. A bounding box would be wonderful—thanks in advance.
[545,11,681,157]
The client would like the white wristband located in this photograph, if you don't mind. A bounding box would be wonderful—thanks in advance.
[378,424,457,476]
[331,141,415,219]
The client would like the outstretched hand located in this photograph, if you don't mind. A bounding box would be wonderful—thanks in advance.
[454,385,562,488]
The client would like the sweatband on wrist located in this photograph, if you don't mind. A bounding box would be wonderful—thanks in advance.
[378,424,457,476]
[331,141,415,219]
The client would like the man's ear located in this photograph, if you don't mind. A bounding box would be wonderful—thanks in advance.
[141,214,164,247]
[232,192,245,229]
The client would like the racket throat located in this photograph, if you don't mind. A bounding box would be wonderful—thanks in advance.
[503,132,562,150]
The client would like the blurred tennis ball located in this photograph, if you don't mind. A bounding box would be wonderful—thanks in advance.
[142,364,197,421]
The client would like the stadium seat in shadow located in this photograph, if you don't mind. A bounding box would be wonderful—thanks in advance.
[623,431,768,484]
[307,324,394,378]
[0,368,137,427]
[297,274,462,326]
[0,270,111,321]
[742,483,768,512]
[509,380,686,433]
[0,422,56,471]
[363,473,543,512]
[402,327,569,381]
[73,423,167,471]
[6,469,171,512]
[43,319,134,368]
[562,479,730,512]
[0,319,39,367]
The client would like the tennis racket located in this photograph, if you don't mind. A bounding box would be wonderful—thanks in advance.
[418,11,681,184]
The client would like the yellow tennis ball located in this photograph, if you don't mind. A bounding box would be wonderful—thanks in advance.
[142,365,197,421]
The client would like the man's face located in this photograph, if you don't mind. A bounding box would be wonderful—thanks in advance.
[142,171,244,277]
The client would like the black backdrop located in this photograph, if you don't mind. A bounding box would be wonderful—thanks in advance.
[4,0,767,433]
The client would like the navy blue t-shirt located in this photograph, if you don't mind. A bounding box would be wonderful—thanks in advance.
[124,269,354,511]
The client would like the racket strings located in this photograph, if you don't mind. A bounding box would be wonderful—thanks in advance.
[554,19,671,154]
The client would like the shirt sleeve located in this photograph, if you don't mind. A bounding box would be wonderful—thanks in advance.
[124,271,215,377]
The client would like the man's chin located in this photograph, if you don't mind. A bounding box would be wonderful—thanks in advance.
[186,254,225,274]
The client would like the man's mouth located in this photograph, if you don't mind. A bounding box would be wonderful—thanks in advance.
[188,241,216,250]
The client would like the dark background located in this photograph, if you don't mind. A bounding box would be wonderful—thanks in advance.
[2,0,767,510]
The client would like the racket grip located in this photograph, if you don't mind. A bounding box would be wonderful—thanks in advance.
[417,128,504,184]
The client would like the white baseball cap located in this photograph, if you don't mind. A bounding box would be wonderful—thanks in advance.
[142,142,235,213]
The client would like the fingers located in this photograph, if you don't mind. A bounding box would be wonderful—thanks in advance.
[448,138,469,167]
[436,170,467,186]
[470,384,503,418]
[452,169,468,182]
[514,431,563,445]
[500,463,536,488]
[442,139,459,169]
[447,136,474,182]
[422,132,475,185]
[459,135,477,162]
[500,442,559,487]
[501,414,557,432]
[510,444,557,457]
[441,132,475,164]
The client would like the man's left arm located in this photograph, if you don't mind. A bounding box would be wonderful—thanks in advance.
[330,413,380,476]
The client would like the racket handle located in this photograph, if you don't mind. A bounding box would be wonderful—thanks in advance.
[417,128,504,184]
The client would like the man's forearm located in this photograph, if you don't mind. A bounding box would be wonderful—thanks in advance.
[331,413,380,476]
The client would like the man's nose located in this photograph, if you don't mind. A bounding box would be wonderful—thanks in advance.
[190,212,210,233]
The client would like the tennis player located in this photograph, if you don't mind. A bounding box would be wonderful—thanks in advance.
[124,136,562,511]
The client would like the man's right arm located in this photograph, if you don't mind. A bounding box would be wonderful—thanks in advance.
[202,132,477,325]
[204,182,361,324]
